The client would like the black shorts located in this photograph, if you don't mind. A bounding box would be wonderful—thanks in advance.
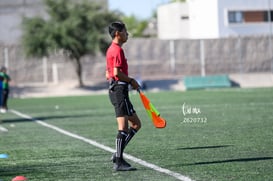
[109,84,136,117]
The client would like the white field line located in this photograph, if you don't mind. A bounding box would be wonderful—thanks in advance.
[0,125,8,132]
[10,109,193,181]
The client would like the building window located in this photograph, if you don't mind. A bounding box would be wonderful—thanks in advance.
[264,10,273,22]
[228,11,243,23]
[181,16,189,20]
[228,10,273,24]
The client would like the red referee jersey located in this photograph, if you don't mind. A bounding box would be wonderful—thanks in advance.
[106,42,128,80]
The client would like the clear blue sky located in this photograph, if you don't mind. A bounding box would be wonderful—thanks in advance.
[108,0,170,20]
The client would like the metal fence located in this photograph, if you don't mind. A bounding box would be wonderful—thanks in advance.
[0,35,272,85]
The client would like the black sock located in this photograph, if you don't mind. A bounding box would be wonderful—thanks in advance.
[116,130,127,162]
[125,127,137,146]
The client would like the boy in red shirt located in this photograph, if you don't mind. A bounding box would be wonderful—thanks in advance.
[106,22,141,171]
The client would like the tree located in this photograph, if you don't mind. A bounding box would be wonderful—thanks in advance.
[171,0,186,2]
[22,0,120,87]
[121,15,148,37]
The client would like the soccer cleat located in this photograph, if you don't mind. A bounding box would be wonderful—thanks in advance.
[121,158,132,167]
[111,153,131,167]
[113,161,136,171]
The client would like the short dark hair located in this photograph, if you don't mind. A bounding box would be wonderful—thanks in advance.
[0,66,6,72]
[108,21,126,39]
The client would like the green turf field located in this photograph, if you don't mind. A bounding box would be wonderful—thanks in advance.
[1,88,273,181]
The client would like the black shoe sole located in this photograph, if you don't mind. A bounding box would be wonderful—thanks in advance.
[114,167,137,171]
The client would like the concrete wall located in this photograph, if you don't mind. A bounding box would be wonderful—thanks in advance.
[188,0,220,39]
[157,2,190,39]
[0,0,46,44]
[0,35,272,85]
[0,0,108,44]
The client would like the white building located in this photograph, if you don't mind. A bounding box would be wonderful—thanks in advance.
[157,0,273,39]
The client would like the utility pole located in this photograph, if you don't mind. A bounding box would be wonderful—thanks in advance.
[268,0,273,73]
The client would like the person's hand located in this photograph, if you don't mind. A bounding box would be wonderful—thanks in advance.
[105,71,109,80]
[130,79,140,90]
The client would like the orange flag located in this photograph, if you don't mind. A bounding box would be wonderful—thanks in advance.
[138,90,166,128]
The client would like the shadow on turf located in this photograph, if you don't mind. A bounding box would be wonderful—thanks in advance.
[1,114,91,123]
[177,145,233,150]
[165,157,273,167]
[173,145,273,166]
[191,156,273,165]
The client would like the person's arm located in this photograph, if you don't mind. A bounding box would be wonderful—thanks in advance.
[113,67,139,89]
[105,70,109,80]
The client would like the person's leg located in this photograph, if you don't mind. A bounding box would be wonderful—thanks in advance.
[0,89,3,111]
[115,116,128,162]
[2,89,8,109]
[112,113,141,166]
[125,113,141,146]
[114,116,136,171]
[110,85,136,171]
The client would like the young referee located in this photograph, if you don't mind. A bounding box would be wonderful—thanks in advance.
[105,21,142,171]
